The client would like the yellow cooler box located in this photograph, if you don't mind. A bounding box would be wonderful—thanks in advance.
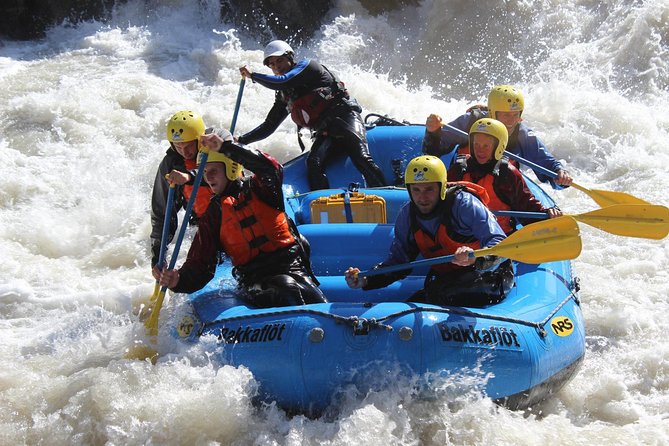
[310,192,387,224]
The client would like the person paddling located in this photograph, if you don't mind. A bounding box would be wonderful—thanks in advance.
[150,110,222,272]
[345,155,514,307]
[157,131,327,308]
[423,85,573,188]
[237,40,386,190]
[449,118,562,234]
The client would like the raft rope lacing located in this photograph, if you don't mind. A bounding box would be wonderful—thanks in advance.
[198,277,580,338]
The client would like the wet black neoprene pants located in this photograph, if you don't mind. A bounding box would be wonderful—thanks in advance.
[307,109,386,190]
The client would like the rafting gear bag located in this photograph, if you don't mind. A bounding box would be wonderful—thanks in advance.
[310,191,386,223]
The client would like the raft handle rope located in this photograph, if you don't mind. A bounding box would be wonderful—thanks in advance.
[364,113,420,128]
[198,269,580,338]
[197,288,579,339]
[198,309,393,337]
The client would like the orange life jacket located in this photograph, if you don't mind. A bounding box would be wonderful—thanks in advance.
[218,189,296,266]
[183,158,213,217]
[462,171,513,233]
[411,183,487,274]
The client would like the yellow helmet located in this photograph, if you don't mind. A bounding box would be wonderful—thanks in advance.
[166,110,206,142]
[404,155,448,200]
[469,118,508,161]
[487,85,524,120]
[196,128,243,182]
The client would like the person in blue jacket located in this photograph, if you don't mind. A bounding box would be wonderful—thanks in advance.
[422,85,573,188]
[238,40,386,191]
[344,155,514,307]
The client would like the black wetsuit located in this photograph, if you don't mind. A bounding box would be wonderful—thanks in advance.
[238,58,386,190]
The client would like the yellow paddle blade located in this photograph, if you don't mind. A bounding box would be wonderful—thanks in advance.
[124,343,159,364]
[477,216,582,264]
[124,288,166,363]
[574,204,669,240]
[144,289,167,337]
[571,183,650,207]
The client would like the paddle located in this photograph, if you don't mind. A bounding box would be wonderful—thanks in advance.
[126,79,247,363]
[359,215,581,278]
[441,122,650,207]
[230,77,245,134]
[147,181,176,306]
[125,148,210,362]
[495,204,669,240]
[502,150,650,207]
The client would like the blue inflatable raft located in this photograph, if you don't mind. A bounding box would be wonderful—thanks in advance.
[173,121,585,414]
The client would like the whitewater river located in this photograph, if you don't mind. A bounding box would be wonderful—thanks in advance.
[1,0,668,444]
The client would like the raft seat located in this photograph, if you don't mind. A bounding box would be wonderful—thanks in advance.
[299,223,394,275]
[298,222,425,302]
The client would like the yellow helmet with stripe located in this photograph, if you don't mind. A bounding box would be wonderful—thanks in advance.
[405,155,447,200]
[166,110,206,142]
[488,85,524,120]
[196,129,243,181]
[469,118,508,161]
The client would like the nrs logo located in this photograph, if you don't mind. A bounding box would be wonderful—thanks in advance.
[550,316,574,337]
[177,315,195,338]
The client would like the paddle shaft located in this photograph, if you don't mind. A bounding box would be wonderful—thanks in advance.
[442,123,559,177]
[166,151,208,274]
[494,210,548,219]
[358,215,582,277]
[500,205,669,240]
[230,77,245,134]
[157,184,177,270]
[144,150,209,334]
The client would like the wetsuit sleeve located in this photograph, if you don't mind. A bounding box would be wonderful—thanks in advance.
[446,163,464,182]
[250,59,314,91]
[422,113,470,157]
[171,204,221,294]
[220,140,285,209]
[450,193,506,248]
[237,96,289,144]
[364,204,420,290]
[500,165,548,225]
[150,150,184,266]
[515,125,565,189]
[450,193,507,271]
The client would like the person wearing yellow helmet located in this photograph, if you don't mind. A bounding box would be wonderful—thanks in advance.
[344,155,514,308]
[448,118,562,234]
[238,40,386,190]
[150,110,230,272]
[157,131,327,308]
[422,85,573,188]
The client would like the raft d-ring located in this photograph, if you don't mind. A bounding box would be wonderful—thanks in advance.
[353,318,370,335]
[398,326,413,341]
[309,327,325,343]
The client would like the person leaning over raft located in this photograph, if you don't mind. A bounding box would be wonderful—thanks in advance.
[237,40,386,190]
[344,156,514,308]
[423,85,573,188]
[150,110,216,271]
[156,130,327,308]
[449,118,562,234]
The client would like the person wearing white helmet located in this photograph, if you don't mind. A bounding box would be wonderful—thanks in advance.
[345,156,514,308]
[423,85,573,188]
[238,40,386,190]
[157,131,327,308]
[448,118,562,234]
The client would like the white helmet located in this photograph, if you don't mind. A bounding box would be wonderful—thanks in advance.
[263,40,294,66]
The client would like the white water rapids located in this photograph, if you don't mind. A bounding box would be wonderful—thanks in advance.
[1,0,668,444]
